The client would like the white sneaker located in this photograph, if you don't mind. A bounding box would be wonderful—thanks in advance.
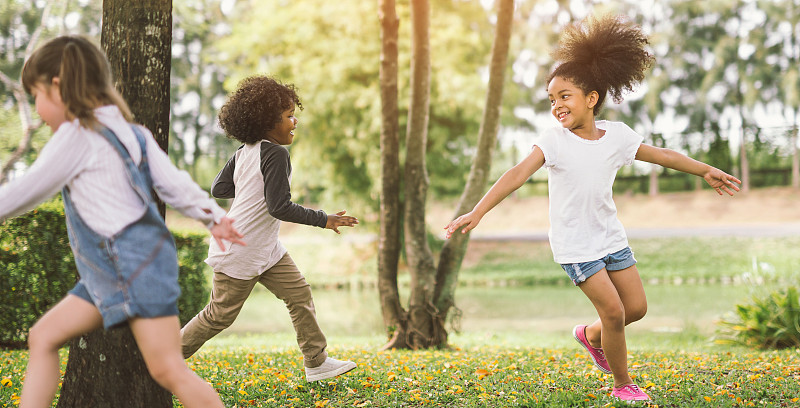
[305,357,356,382]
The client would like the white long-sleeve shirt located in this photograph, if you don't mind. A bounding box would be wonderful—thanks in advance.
[0,105,226,237]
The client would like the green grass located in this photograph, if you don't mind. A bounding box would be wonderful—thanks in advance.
[3,235,799,406]
[456,236,800,287]
[2,336,800,407]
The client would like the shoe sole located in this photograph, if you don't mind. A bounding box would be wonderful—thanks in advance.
[572,326,612,374]
[306,362,357,382]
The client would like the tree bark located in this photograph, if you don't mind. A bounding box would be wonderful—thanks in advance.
[57,1,173,406]
[403,0,438,350]
[791,121,799,190]
[433,0,514,346]
[377,0,408,350]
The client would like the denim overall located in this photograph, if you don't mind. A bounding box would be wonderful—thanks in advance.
[65,125,180,329]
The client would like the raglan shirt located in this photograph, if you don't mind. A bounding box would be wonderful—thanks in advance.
[205,141,327,278]
[533,120,643,264]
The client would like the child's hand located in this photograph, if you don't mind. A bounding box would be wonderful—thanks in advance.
[703,167,742,196]
[444,211,481,239]
[210,217,246,251]
[326,210,358,234]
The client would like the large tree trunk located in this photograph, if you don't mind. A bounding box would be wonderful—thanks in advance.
[403,0,438,350]
[432,0,514,346]
[377,0,408,350]
[57,1,173,406]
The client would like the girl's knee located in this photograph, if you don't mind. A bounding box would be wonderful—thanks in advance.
[627,302,647,323]
[27,322,61,353]
[599,304,626,329]
[146,359,189,389]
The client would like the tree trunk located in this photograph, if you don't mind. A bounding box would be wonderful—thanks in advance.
[433,0,514,347]
[58,1,173,406]
[403,0,438,350]
[792,123,799,190]
[377,0,408,350]
[739,126,750,193]
[57,328,172,407]
[648,134,661,196]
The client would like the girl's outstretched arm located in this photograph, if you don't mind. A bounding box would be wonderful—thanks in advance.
[635,144,741,196]
[445,147,545,238]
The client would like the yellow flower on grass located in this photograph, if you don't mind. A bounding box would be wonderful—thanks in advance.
[315,399,329,407]
[475,368,490,379]
[1,377,12,387]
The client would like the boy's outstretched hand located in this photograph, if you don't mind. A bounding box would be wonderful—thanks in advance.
[704,167,742,196]
[211,216,246,251]
[326,210,359,234]
[444,211,481,239]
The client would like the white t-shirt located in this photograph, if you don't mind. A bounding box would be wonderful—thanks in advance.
[534,120,643,264]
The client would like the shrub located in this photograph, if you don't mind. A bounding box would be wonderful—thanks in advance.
[716,286,800,349]
[0,199,211,349]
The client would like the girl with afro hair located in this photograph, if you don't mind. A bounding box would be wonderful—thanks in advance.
[445,15,741,402]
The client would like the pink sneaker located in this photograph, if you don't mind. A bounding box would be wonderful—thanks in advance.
[572,325,612,374]
[611,383,651,401]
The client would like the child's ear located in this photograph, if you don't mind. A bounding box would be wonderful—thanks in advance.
[587,90,599,109]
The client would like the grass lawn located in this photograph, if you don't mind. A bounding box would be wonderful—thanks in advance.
[3,188,799,407]
[3,335,799,407]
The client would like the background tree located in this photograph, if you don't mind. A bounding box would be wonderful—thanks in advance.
[377,0,405,347]
[401,0,435,349]
[0,0,101,183]
[57,0,174,406]
[169,0,235,184]
[430,0,514,347]
[378,0,514,349]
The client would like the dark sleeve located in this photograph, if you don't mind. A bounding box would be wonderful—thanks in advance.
[260,142,328,228]
[210,146,242,199]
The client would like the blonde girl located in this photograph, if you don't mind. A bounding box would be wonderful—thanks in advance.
[445,16,740,402]
[5,35,245,407]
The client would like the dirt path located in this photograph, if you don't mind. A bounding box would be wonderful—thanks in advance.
[429,186,800,239]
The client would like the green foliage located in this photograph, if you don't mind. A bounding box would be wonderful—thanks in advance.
[0,200,211,349]
[173,230,213,325]
[717,286,800,350]
[0,200,75,348]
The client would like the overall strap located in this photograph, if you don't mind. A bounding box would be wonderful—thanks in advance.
[94,125,154,205]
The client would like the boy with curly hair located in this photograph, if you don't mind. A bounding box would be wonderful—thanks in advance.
[180,75,358,382]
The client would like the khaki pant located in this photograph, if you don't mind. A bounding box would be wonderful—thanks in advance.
[180,252,328,367]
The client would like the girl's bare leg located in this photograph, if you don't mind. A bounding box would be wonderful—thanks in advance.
[21,295,103,408]
[584,265,647,348]
[129,316,223,408]
[578,269,633,387]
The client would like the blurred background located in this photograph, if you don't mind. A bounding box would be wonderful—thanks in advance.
[1,0,799,347]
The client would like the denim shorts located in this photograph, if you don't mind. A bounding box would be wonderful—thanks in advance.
[560,247,637,286]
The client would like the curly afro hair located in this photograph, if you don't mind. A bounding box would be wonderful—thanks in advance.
[218,75,303,144]
[547,15,654,115]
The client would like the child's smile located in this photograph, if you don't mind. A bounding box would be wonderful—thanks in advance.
[266,107,298,145]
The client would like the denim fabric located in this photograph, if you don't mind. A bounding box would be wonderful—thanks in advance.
[66,125,179,328]
[560,247,637,286]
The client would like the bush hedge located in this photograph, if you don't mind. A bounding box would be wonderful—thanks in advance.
[0,199,211,349]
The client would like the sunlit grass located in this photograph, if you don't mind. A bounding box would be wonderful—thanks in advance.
[3,338,799,407]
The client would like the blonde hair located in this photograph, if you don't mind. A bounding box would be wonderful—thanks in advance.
[21,35,133,128]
